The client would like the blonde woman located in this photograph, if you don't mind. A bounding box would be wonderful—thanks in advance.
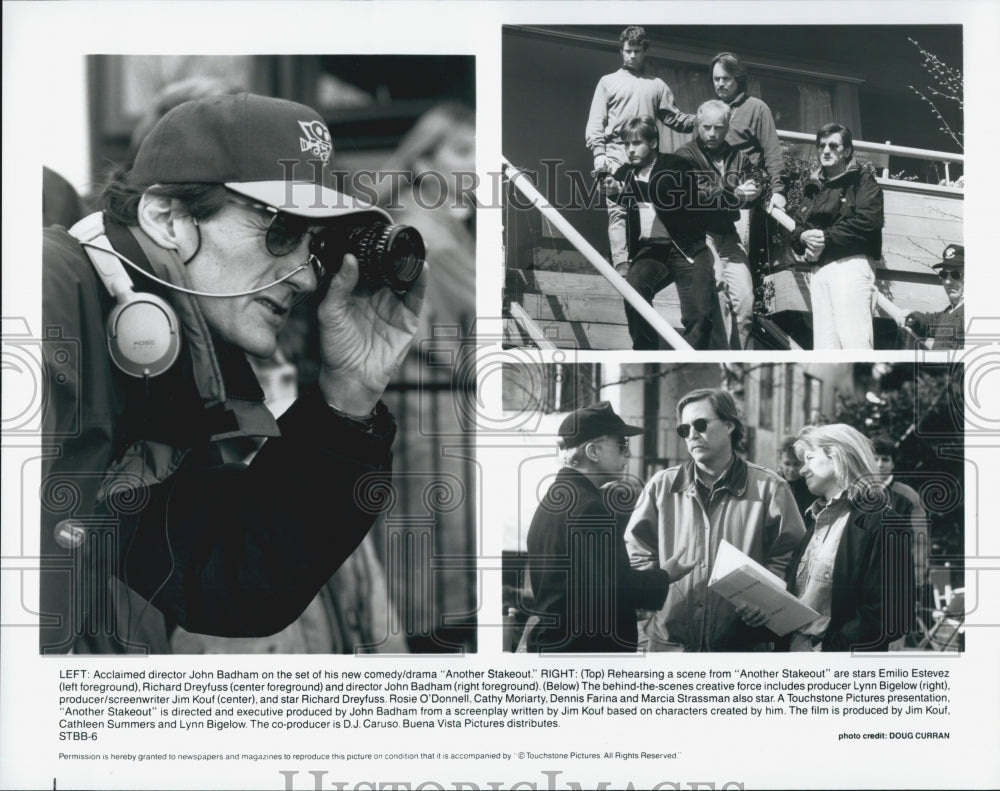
[375,102,475,334]
[784,424,914,651]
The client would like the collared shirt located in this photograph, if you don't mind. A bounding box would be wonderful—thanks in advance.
[789,494,852,650]
[625,456,806,651]
[694,455,741,510]
[633,164,672,243]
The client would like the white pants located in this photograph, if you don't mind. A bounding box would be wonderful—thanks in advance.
[604,143,629,267]
[808,255,876,350]
[706,231,754,350]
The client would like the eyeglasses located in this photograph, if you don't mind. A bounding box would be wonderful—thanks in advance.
[225,195,322,259]
[938,269,963,282]
[817,141,844,151]
[676,418,723,438]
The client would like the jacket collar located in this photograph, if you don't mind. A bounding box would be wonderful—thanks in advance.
[695,136,733,161]
[809,159,860,188]
[728,92,749,108]
[671,454,747,496]
[558,464,603,495]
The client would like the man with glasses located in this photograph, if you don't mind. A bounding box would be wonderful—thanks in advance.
[521,402,671,652]
[900,243,965,350]
[790,122,884,350]
[624,388,805,651]
[40,93,426,653]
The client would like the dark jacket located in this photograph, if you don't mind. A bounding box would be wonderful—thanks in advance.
[524,467,668,652]
[613,153,712,261]
[674,138,754,233]
[908,302,964,349]
[41,221,396,653]
[791,162,884,265]
[782,497,915,651]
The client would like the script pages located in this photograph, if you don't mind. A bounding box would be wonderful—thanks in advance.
[708,540,819,636]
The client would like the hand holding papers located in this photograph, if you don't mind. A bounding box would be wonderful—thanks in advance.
[708,540,819,636]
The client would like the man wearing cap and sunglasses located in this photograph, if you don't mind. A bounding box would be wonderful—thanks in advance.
[900,243,965,350]
[40,93,426,653]
[624,388,805,651]
[521,402,672,652]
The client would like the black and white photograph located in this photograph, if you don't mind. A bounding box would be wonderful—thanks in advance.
[2,2,999,791]
[502,361,964,653]
[502,25,965,351]
[35,54,477,656]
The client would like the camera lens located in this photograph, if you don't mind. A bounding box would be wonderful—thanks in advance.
[350,223,425,292]
[311,220,425,293]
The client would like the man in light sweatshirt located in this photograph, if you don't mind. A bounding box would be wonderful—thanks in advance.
[586,26,696,274]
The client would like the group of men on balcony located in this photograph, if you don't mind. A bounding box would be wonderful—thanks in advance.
[586,26,963,351]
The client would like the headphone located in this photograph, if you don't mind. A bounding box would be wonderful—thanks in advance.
[69,212,317,378]
[70,213,181,378]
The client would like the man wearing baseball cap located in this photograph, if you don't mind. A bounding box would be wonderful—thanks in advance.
[520,402,670,652]
[40,93,426,653]
[901,243,965,350]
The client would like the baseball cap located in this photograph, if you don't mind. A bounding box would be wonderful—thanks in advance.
[933,244,964,270]
[128,92,390,222]
[558,402,644,448]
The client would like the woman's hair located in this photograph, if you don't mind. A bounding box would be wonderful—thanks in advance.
[794,423,881,502]
[619,114,659,145]
[816,122,855,161]
[100,166,230,226]
[374,101,475,205]
[710,52,748,94]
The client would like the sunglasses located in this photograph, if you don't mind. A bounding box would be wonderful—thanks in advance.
[225,195,326,262]
[937,269,963,282]
[817,141,844,151]
[676,417,723,438]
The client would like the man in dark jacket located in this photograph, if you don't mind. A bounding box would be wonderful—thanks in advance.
[676,99,761,349]
[602,115,727,350]
[790,122,884,349]
[902,243,965,350]
[523,402,669,652]
[40,93,426,653]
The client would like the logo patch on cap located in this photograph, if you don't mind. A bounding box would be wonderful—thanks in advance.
[298,120,333,163]
[945,247,956,259]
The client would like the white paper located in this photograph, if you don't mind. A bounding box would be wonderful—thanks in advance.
[709,540,819,636]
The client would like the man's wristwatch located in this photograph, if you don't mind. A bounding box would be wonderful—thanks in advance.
[327,402,378,432]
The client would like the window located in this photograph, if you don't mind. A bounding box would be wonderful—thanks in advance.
[501,363,600,414]
[783,364,796,433]
[803,374,823,425]
[758,365,775,431]
[755,74,834,135]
